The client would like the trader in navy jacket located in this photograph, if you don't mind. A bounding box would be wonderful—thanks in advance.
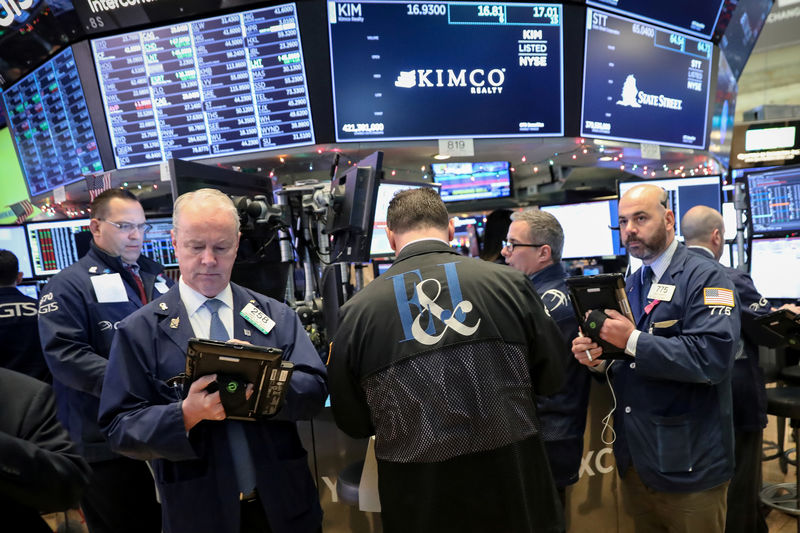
[502,209,590,503]
[99,188,327,533]
[573,185,739,532]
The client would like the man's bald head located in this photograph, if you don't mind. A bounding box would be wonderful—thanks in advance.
[681,205,725,260]
[617,184,674,262]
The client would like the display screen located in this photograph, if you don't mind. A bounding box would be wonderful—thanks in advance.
[708,51,737,168]
[328,0,563,141]
[370,182,432,256]
[0,225,34,279]
[722,201,737,241]
[142,217,177,267]
[719,0,772,79]
[581,9,713,149]
[432,161,511,203]
[618,176,722,237]
[750,237,800,300]
[586,0,725,39]
[746,166,800,234]
[26,219,91,277]
[91,3,315,169]
[540,200,624,258]
[16,284,39,299]
[1,47,104,197]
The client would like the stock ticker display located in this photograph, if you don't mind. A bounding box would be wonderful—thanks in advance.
[1,47,104,197]
[747,167,800,234]
[581,8,713,149]
[91,3,315,169]
[26,219,91,277]
[328,1,564,141]
[586,0,725,39]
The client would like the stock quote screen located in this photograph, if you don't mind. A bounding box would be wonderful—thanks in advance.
[586,0,725,39]
[91,3,314,169]
[328,1,563,141]
[581,9,713,149]
[1,47,104,196]
[747,167,800,234]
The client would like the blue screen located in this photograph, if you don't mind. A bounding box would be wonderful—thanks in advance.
[432,161,511,203]
[708,52,737,167]
[719,0,772,79]
[1,47,104,197]
[540,200,624,258]
[328,1,564,141]
[142,217,178,268]
[0,225,34,279]
[746,166,800,235]
[586,0,725,39]
[581,9,713,149]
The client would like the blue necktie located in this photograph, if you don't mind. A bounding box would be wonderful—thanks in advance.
[640,266,653,315]
[204,299,256,495]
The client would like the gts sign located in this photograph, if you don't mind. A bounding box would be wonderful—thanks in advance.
[0,0,33,27]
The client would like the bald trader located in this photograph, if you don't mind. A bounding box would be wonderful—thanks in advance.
[572,185,740,532]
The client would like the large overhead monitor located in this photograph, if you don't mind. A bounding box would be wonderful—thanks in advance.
[540,199,624,258]
[327,0,564,141]
[581,8,713,149]
[0,225,34,279]
[618,175,722,237]
[708,51,737,168]
[26,218,92,277]
[1,46,106,197]
[719,0,773,80]
[91,3,315,169]
[749,237,800,300]
[746,165,800,235]
[432,161,512,203]
[585,0,726,40]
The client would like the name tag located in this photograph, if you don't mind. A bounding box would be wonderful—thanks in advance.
[155,282,169,294]
[240,302,276,335]
[91,273,128,303]
[648,283,675,302]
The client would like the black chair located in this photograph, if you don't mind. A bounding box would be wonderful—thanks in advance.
[760,387,800,532]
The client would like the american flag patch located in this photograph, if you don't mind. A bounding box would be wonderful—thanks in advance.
[703,287,735,307]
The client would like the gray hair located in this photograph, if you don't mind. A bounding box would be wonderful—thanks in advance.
[173,188,240,234]
[510,209,564,262]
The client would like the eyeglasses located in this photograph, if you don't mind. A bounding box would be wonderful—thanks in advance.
[502,240,546,252]
[98,219,152,234]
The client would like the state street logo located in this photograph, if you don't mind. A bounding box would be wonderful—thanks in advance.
[616,75,641,108]
[390,262,481,345]
[393,68,506,94]
[616,74,684,110]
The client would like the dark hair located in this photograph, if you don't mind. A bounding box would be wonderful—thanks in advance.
[386,187,449,234]
[479,209,512,262]
[0,249,20,286]
[90,189,139,221]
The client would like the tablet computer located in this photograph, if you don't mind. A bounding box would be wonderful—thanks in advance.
[185,338,293,420]
[565,273,635,359]
[755,309,800,348]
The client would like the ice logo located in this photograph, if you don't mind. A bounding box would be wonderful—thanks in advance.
[616,75,642,108]
[395,71,416,88]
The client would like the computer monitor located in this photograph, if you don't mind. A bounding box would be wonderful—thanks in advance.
[26,218,92,277]
[749,237,800,300]
[0,225,34,279]
[432,161,512,203]
[618,175,722,237]
[369,181,435,257]
[143,217,178,268]
[745,165,800,235]
[16,284,39,299]
[540,200,624,259]
[722,202,738,241]
[585,0,725,40]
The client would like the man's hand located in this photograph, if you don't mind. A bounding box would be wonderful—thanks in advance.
[572,334,605,367]
[598,309,635,349]
[181,374,226,432]
[777,303,800,315]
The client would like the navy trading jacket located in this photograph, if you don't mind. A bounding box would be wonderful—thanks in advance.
[689,247,769,432]
[98,283,327,533]
[330,240,566,533]
[612,242,739,493]
[529,263,591,488]
[0,286,50,382]
[38,242,173,462]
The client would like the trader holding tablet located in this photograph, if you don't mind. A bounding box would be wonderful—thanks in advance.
[572,185,740,532]
[99,189,327,533]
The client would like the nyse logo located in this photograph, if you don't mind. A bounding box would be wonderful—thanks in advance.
[394,68,506,94]
[0,0,33,27]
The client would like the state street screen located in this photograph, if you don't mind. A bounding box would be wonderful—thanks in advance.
[328,1,564,141]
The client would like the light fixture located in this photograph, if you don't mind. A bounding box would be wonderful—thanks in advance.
[433,154,450,160]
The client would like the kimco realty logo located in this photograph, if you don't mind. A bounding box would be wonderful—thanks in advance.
[616,74,683,110]
[394,68,506,94]
[0,0,32,27]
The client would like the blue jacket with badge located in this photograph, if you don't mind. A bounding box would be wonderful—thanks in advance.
[612,242,739,493]
[98,283,327,533]
[529,263,591,487]
[38,243,173,462]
